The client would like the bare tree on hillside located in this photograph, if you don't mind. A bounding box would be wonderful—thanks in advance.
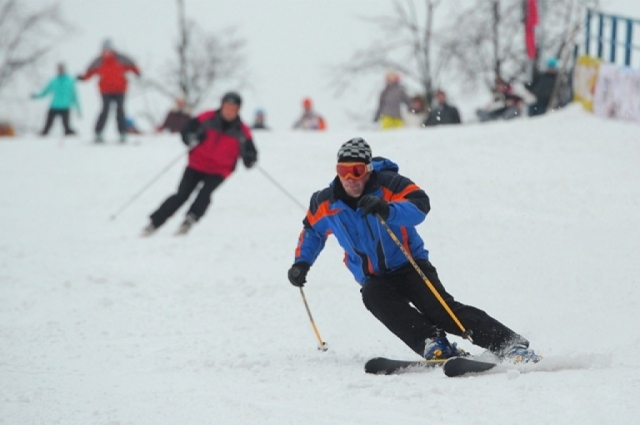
[0,0,71,93]
[439,0,529,91]
[141,0,247,118]
[441,0,598,91]
[331,0,444,104]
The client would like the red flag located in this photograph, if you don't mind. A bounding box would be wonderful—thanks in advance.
[525,0,538,59]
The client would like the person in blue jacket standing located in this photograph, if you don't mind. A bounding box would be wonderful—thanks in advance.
[287,137,540,364]
[32,63,80,136]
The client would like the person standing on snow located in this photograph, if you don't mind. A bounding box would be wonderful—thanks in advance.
[292,97,326,130]
[287,138,540,363]
[32,63,80,136]
[77,39,140,143]
[374,71,411,130]
[157,98,191,133]
[142,92,258,236]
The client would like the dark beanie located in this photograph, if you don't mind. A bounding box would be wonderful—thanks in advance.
[221,91,242,106]
[337,137,372,163]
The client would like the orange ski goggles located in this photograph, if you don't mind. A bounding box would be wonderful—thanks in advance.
[336,162,373,180]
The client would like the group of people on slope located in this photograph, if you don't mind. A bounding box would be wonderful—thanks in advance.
[375,58,566,129]
[374,71,461,130]
[247,96,328,132]
[31,38,193,142]
[32,39,141,142]
[475,57,564,122]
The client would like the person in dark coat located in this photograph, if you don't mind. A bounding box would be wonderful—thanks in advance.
[525,57,559,116]
[251,108,269,130]
[142,92,258,236]
[424,90,461,126]
[287,138,540,363]
[157,98,191,133]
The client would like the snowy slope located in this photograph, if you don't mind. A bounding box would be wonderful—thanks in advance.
[1,105,639,424]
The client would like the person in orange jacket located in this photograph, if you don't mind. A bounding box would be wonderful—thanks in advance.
[292,97,326,130]
[77,39,140,143]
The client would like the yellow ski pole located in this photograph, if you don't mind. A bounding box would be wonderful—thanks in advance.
[376,214,473,342]
[299,288,328,351]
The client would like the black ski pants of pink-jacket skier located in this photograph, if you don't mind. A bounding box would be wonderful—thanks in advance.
[150,166,224,227]
[361,259,527,357]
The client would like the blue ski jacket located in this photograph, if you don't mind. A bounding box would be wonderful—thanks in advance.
[294,158,430,285]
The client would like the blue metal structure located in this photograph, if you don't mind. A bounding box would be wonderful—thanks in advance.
[584,9,640,67]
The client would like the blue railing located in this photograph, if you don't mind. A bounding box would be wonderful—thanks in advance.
[584,9,640,67]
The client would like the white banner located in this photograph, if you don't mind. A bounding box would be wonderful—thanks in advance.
[593,64,640,123]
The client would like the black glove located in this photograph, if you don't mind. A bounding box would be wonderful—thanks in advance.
[181,118,206,147]
[358,195,390,220]
[241,139,258,168]
[288,262,310,287]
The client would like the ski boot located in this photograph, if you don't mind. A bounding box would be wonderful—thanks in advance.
[175,214,197,236]
[502,340,541,364]
[141,223,158,237]
[424,335,463,360]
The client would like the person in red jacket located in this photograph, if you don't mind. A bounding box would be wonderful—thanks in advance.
[77,39,140,143]
[142,92,258,236]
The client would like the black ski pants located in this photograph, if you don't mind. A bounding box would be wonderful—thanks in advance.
[41,108,74,135]
[361,259,525,357]
[96,93,126,135]
[150,167,225,227]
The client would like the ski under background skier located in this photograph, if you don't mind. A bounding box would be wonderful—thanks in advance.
[32,63,80,136]
[288,138,540,363]
[142,91,258,236]
[77,38,140,143]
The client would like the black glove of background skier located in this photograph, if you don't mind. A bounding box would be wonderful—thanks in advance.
[358,195,390,220]
[241,139,258,168]
[288,262,310,287]
[181,118,206,148]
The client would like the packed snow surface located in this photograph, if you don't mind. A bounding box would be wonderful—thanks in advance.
[1,106,640,424]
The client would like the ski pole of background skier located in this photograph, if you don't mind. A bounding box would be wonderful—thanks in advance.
[109,151,186,221]
[376,214,473,342]
[256,165,306,210]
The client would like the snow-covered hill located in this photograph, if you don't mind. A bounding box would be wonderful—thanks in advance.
[1,105,639,424]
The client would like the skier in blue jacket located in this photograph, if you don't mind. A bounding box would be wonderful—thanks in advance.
[32,63,80,136]
[288,138,540,363]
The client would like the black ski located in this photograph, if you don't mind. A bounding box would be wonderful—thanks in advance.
[443,357,498,377]
[364,357,445,375]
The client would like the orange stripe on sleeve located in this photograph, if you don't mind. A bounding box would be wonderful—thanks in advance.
[400,227,412,257]
[381,183,420,202]
[306,200,340,227]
